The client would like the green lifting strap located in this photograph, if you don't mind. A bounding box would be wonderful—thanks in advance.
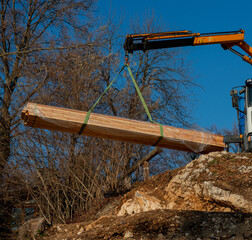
[125,64,164,146]
[78,64,126,135]
[78,64,164,146]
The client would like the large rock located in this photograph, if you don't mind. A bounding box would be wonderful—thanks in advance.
[117,191,162,216]
[117,152,252,215]
[19,217,47,240]
[164,152,252,212]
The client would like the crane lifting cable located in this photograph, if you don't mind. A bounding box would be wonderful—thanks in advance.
[77,63,164,146]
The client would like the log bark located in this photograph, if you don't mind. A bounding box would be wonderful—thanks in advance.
[21,103,225,154]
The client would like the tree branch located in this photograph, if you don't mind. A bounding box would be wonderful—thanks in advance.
[121,147,163,180]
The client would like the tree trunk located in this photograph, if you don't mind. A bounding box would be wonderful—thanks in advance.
[0,97,12,239]
[0,105,11,178]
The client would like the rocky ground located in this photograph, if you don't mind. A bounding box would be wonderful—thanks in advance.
[27,151,252,239]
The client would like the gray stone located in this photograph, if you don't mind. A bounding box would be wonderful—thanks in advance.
[156,233,166,239]
[124,230,134,238]
[18,217,47,240]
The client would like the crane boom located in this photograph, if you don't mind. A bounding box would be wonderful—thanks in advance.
[124,29,252,65]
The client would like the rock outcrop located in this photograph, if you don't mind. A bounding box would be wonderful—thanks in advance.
[117,191,162,216]
[118,151,252,215]
[41,152,252,239]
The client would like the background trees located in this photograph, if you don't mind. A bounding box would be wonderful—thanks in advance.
[0,1,196,238]
[0,0,95,237]
[0,0,96,175]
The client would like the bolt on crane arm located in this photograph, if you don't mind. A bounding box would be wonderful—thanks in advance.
[124,29,252,65]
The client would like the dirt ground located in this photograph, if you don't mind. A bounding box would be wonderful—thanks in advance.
[39,152,252,240]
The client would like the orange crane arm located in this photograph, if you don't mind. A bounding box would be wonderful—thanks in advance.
[124,29,252,65]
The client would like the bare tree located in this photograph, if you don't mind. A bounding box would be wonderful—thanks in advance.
[1,10,198,237]
[0,0,95,176]
[0,0,95,237]
[6,34,114,225]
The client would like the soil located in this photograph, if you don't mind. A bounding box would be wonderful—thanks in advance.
[39,152,252,240]
[42,210,252,240]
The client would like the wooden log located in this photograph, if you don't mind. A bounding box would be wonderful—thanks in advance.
[21,102,225,154]
[122,148,163,180]
[143,161,149,181]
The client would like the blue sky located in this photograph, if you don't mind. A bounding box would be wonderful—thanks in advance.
[96,0,252,132]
